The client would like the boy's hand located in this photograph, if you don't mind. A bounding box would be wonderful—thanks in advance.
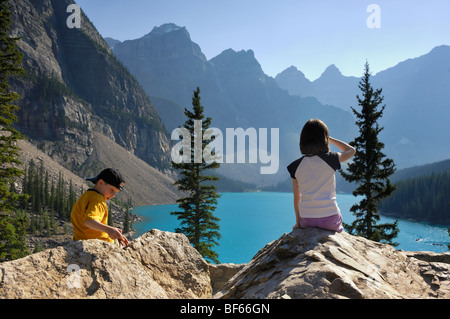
[107,227,123,240]
[118,235,129,247]
[84,219,129,246]
[108,227,129,247]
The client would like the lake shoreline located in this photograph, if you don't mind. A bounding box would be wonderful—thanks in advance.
[132,191,450,228]
[131,192,449,263]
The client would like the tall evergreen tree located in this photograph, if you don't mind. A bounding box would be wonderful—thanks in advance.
[171,87,221,263]
[0,0,28,261]
[341,62,399,246]
[123,206,130,234]
[123,196,132,233]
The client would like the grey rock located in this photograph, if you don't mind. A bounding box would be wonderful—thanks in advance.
[0,230,211,299]
[214,228,450,299]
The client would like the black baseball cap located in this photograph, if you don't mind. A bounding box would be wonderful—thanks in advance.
[86,168,125,190]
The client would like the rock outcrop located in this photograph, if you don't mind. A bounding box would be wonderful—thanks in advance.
[1,228,449,299]
[0,230,211,299]
[208,263,246,294]
[214,228,450,299]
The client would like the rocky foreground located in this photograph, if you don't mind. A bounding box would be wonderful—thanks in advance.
[0,228,449,299]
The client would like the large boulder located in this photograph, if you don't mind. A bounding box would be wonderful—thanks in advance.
[214,227,450,299]
[124,229,212,298]
[0,229,211,299]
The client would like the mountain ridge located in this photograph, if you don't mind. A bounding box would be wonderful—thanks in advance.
[109,23,356,184]
[276,45,450,168]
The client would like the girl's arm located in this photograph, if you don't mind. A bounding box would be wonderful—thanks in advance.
[329,137,356,162]
[292,179,301,230]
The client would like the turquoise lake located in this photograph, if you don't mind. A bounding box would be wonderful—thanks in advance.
[132,192,450,264]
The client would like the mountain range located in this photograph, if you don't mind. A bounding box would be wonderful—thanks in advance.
[107,24,356,185]
[10,0,450,198]
[276,46,450,168]
[107,23,450,183]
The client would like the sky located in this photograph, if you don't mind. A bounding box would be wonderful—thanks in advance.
[75,0,450,80]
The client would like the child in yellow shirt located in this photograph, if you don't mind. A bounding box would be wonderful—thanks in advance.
[71,168,128,246]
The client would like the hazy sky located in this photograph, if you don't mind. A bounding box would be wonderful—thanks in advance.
[75,0,450,80]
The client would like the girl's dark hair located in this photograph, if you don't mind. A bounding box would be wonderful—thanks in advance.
[300,119,330,155]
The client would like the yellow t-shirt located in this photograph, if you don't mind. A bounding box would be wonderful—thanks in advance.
[70,189,113,243]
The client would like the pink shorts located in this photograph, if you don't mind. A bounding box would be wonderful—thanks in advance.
[299,213,343,233]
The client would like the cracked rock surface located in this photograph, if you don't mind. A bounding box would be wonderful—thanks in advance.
[214,227,450,299]
[0,230,211,299]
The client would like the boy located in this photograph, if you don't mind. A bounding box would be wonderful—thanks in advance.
[71,168,129,246]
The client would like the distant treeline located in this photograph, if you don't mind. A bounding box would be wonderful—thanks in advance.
[379,172,450,224]
[20,159,81,238]
[390,159,450,183]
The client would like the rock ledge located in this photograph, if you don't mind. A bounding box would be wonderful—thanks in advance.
[1,228,449,299]
[0,229,211,299]
[214,228,450,299]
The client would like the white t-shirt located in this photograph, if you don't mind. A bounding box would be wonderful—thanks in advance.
[287,152,341,218]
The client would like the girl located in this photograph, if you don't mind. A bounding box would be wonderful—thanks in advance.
[287,119,355,232]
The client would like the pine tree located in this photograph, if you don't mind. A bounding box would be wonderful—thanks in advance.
[340,62,399,246]
[49,179,55,213]
[55,171,64,216]
[0,0,28,261]
[66,179,76,219]
[44,170,49,206]
[171,87,221,263]
[123,196,132,233]
[123,206,130,233]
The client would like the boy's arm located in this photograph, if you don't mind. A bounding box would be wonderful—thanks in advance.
[329,137,356,162]
[84,220,128,246]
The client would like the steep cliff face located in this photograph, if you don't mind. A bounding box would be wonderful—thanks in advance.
[9,0,170,171]
[112,24,215,114]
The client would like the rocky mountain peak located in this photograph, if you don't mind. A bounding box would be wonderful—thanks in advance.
[214,48,257,62]
[318,64,343,80]
[210,48,264,77]
[115,22,206,62]
[148,23,186,36]
[279,65,306,77]
[275,65,313,96]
